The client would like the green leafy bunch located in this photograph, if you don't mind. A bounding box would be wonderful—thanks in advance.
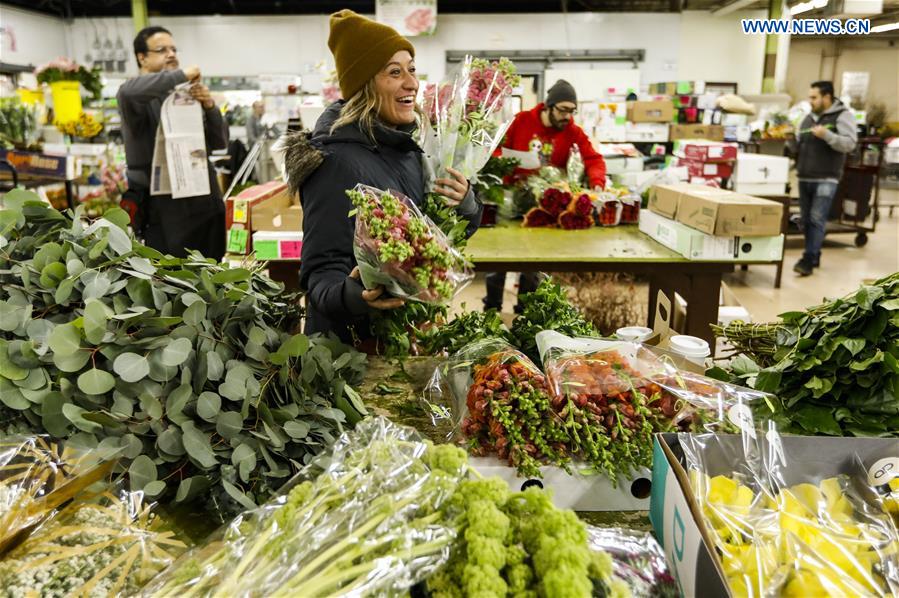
[713,273,899,437]
[35,60,103,102]
[0,190,368,514]
[0,97,39,150]
[510,279,598,365]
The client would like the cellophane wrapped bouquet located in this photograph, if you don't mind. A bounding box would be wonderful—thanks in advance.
[348,184,472,304]
[421,56,520,189]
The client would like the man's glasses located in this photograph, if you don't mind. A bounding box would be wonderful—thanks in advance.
[553,105,577,116]
[147,46,178,55]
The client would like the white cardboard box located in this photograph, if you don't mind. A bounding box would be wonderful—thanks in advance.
[733,153,789,183]
[469,456,652,511]
[639,209,784,262]
[595,124,627,142]
[604,156,644,175]
[625,122,670,143]
[732,181,787,195]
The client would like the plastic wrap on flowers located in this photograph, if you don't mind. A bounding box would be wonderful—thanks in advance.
[855,448,899,528]
[421,56,520,188]
[567,145,585,188]
[0,436,116,554]
[0,485,187,596]
[585,525,678,598]
[618,191,641,225]
[681,429,899,597]
[595,192,623,227]
[536,330,774,437]
[146,417,466,598]
[348,184,473,304]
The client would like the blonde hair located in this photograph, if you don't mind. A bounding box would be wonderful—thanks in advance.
[331,79,382,141]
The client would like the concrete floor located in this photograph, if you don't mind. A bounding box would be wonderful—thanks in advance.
[454,188,899,325]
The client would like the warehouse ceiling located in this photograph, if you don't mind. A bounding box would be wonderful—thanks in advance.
[4,0,897,26]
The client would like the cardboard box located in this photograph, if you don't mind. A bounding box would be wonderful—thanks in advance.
[733,153,789,184]
[470,456,651,511]
[627,100,674,123]
[650,433,898,598]
[640,209,784,261]
[251,231,303,260]
[677,158,734,179]
[723,125,752,143]
[669,124,725,142]
[688,176,724,187]
[225,181,302,254]
[677,191,784,237]
[625,122,670,143]
[612,170,664,189]
[598,102,627,125]
[647,183,730,219]
[674,140,739,163]
[594,124,627,143]
[732,181,787,196]
[649,82,677,96]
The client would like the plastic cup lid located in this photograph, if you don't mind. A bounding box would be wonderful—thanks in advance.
[669,335,711,357]
[616,326,654,341]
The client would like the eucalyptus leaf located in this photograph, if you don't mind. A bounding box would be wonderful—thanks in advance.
[48,322,81,356]
[83,299,109,345]
[113,352,150,383]
[181,422,219,468]
[160,337,192,367]
[129,455,158,491]
[221,479,257,510]
[77,368,116,395]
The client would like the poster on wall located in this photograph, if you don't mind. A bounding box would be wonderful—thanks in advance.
[375,0,437,36]
[841,71,869,108]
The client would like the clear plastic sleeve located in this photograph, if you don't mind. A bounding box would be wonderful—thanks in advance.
[618,192,641,225]
[420,56,519,188]
[586,525,678,598]
[0,484,187,596]
[567,145,585,187]
[348,183,473,304]
[681,428,899,597]
[145,417,465,598]
[595,193,623,227]
[0,435,115,555]
[536,331,773,437]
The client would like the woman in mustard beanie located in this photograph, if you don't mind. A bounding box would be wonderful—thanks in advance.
[285,10,482,344]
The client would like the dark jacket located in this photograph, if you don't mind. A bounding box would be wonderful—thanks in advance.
[117,70,229,259]
[788,99,857,181]
[286,101,482,343]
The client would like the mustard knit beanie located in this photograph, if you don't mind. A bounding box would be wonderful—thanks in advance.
[328,10,415,100]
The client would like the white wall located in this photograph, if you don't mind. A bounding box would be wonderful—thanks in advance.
[0,4,68,69]
[677,10,767,95]
[9,9,767,95]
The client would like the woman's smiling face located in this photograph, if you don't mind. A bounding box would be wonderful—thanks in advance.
[373,50,418,127]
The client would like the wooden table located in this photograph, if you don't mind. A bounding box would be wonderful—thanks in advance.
[466,222,738,345]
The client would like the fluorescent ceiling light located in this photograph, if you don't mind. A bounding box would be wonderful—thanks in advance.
[790,0,828,15]
[871,21,899,32]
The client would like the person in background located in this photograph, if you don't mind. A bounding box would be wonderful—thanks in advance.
[786,80,857,277]
[117,26,228,260]
[483,79,607,313]
[246,100,266,148]
[284,10,481,343]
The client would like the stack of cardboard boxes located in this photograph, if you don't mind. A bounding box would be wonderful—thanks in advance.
[640,182,784,262]
[625,100,672,143]
[732,152,790,196]
[671,140,739,187]
[225,181,303,260]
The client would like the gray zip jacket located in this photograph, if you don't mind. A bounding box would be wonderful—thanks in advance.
[787,99,857,182]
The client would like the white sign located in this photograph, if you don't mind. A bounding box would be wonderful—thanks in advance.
[376,0,437,37]
[151,84,210,200]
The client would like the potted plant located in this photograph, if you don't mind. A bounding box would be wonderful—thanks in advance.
[35,57,102,123]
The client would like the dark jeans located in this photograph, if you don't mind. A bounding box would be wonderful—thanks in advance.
[484,272,541,312]
[798,180,838,266]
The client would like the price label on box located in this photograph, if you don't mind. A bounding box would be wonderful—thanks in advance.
[280,240,302,259]
[254,239,279,261]
[233,199,249,224]
[227,227,248,253]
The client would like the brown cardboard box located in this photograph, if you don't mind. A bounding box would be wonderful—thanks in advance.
[669,124,725,141]
[647,183,729,219]
[251,188,303,232]
[676,192,783,237]
[649,82,677,96]
[627,100,674,123]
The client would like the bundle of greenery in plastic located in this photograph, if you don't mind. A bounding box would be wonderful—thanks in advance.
[146,417,622,597]
[712,273,899,436]
[0,190,367,514]
[0,485,187,597]
[145,417,467,597]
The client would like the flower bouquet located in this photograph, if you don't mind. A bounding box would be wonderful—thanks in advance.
[522,181,597,230]
[421,55,520,188]
[348,184,472,304]
[35,57,103,101]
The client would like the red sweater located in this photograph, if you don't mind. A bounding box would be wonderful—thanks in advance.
[498,103,606,189]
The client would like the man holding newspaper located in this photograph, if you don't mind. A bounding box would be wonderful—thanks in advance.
[118,26,228,260]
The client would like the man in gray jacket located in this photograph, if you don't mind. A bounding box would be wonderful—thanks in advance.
[117,26,228,260]
[786,80,857,276]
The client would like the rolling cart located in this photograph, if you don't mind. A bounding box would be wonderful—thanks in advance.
[828,137,883,247]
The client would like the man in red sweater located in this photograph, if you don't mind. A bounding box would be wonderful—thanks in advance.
[502,79,607,188]
[484,79,607,313]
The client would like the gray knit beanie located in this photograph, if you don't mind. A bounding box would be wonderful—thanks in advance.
[546,79,577,106]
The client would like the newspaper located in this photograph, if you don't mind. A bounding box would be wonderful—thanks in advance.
[151,84,211,199]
